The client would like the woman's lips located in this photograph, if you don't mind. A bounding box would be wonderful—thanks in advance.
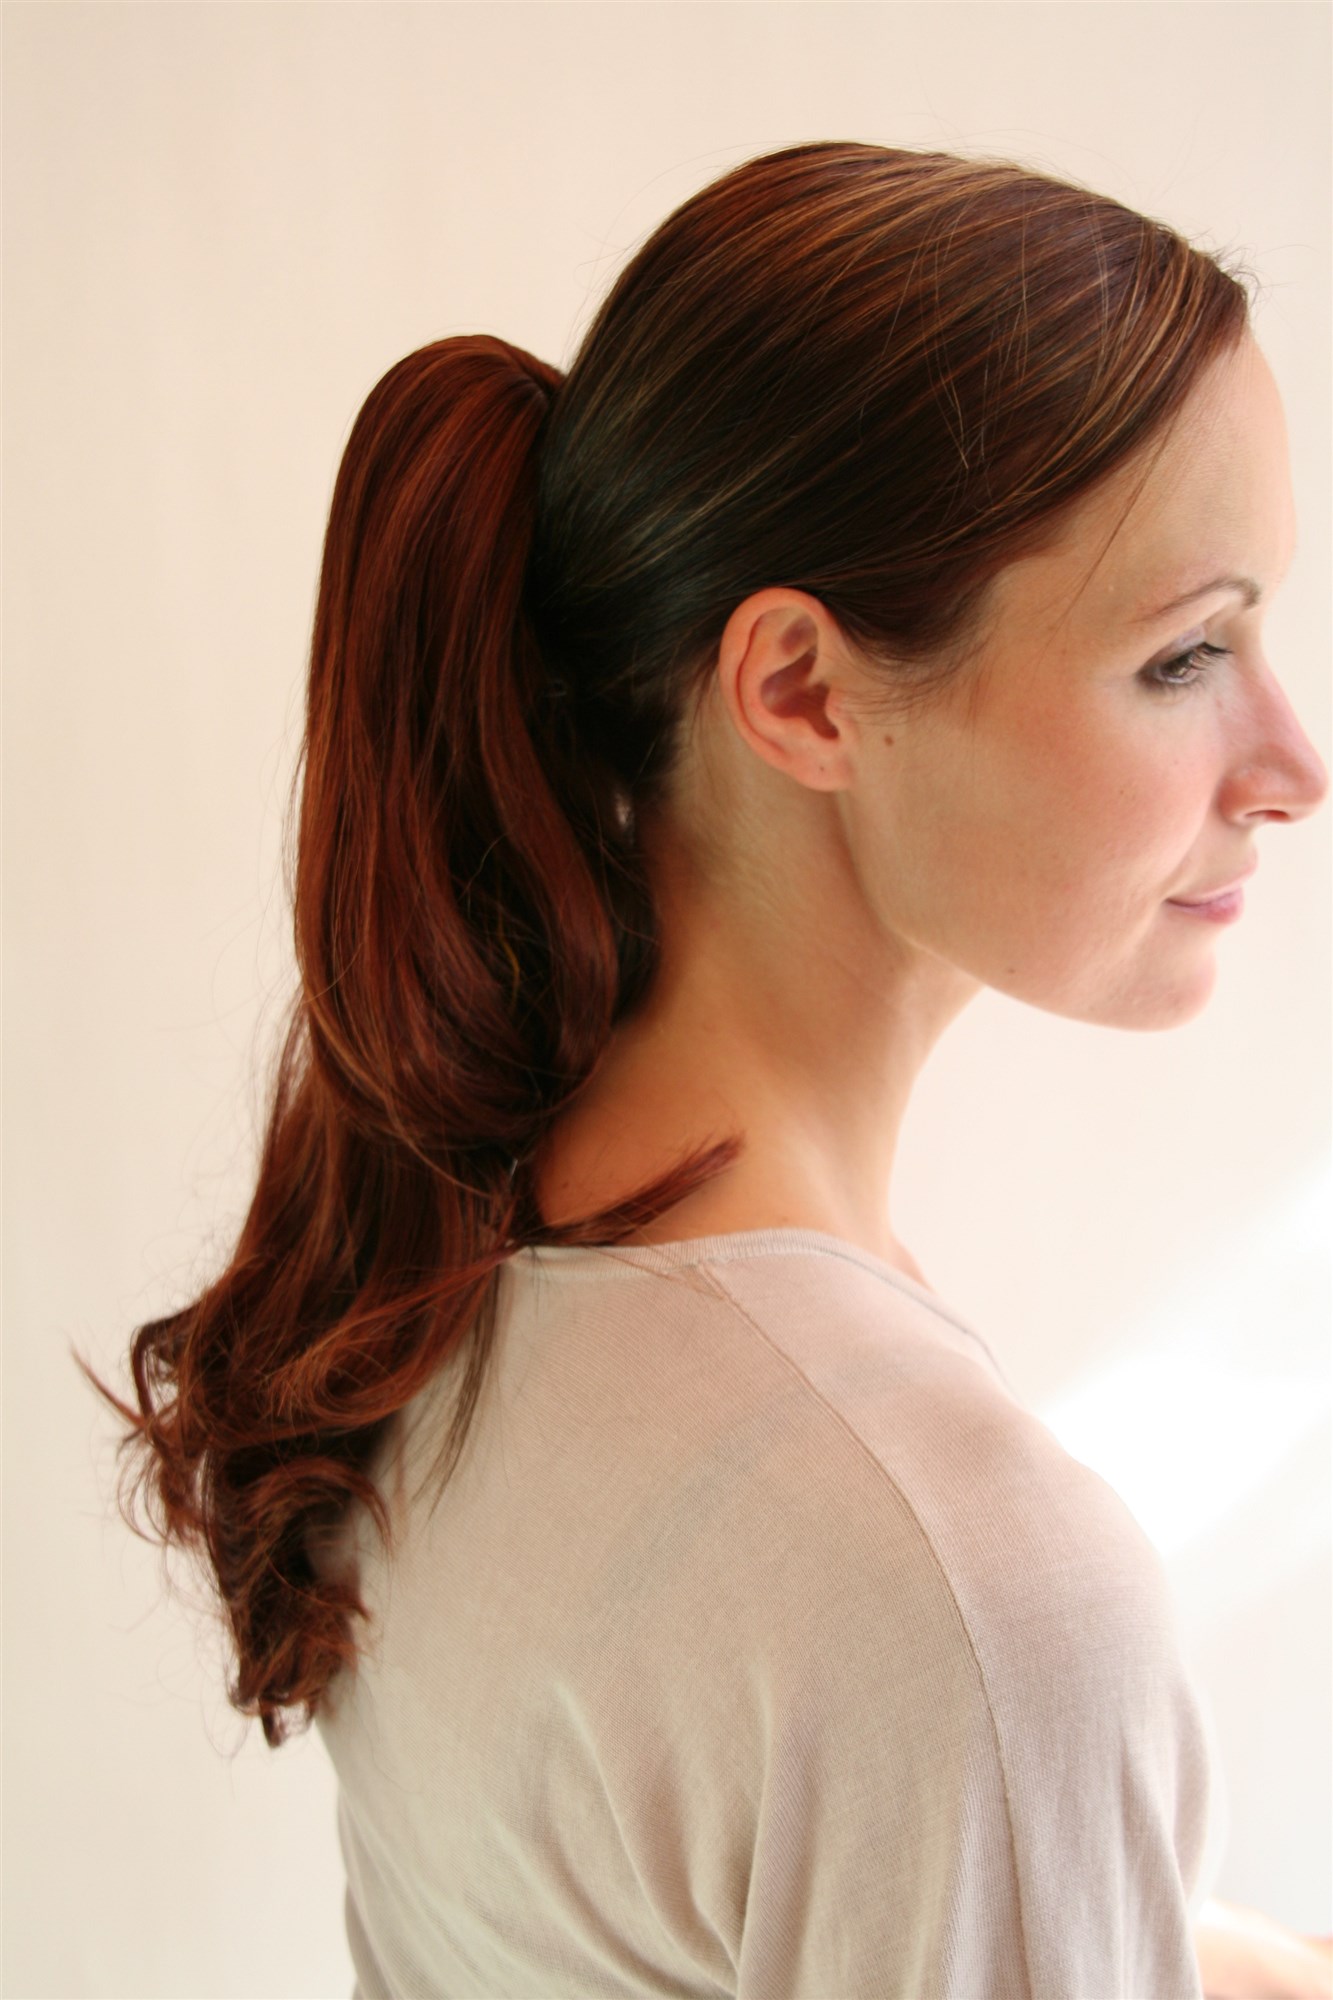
[1167,860,1257,909]
[1166,886,1245,922]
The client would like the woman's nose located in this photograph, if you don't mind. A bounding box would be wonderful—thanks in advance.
[1221,669,1330,825]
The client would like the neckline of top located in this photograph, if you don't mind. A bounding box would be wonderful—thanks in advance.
[509,1225,994,1363]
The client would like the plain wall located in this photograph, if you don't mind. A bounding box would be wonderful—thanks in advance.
[4,4,1329,1995]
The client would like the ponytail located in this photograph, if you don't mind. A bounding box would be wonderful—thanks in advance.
[77,334,740,1746]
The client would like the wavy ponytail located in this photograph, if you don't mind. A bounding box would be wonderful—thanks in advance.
[77,335,740,1747]
[81,141,1249,1747]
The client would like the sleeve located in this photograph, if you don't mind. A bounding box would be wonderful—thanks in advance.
[547,1323,1213,1999]
[714,1417,1213,2000]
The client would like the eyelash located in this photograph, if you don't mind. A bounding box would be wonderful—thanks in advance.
[1143,641,1231,693]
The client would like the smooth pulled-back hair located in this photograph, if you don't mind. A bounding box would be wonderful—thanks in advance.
[80,141,1251,1745]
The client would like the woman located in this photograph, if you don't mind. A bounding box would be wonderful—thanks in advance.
[86,143,1330,1997]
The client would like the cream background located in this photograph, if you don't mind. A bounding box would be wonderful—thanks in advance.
[4,4,1328,1995]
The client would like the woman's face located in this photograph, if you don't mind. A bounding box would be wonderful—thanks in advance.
[851,334,1328,1029]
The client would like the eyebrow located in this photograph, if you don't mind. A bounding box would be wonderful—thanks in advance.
[1135,575,1262,624]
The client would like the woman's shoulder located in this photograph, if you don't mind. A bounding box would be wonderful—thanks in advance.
[682,1232,1187,1656]
[506,1230,1174,1665]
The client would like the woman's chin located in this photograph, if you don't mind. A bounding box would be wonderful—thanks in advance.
[1030,945,1222,1032]
[1109,951,1221,1032]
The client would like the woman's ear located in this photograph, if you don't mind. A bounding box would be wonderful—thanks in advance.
[716,587,861,793]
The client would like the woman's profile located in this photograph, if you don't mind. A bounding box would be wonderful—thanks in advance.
[82,141,1331,1998]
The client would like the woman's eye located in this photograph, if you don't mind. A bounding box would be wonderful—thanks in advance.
[1142,640,1231,693]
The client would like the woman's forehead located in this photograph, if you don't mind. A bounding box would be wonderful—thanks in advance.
[989,341,1293,634]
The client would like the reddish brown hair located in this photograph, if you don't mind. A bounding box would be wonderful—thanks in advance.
[78,141,1250,1746]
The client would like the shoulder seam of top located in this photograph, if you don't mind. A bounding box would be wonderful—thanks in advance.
[755,1236,1012,1385]
[699,1257,1038,2000]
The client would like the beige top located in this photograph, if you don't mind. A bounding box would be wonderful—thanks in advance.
[313,1228,1223,1999]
